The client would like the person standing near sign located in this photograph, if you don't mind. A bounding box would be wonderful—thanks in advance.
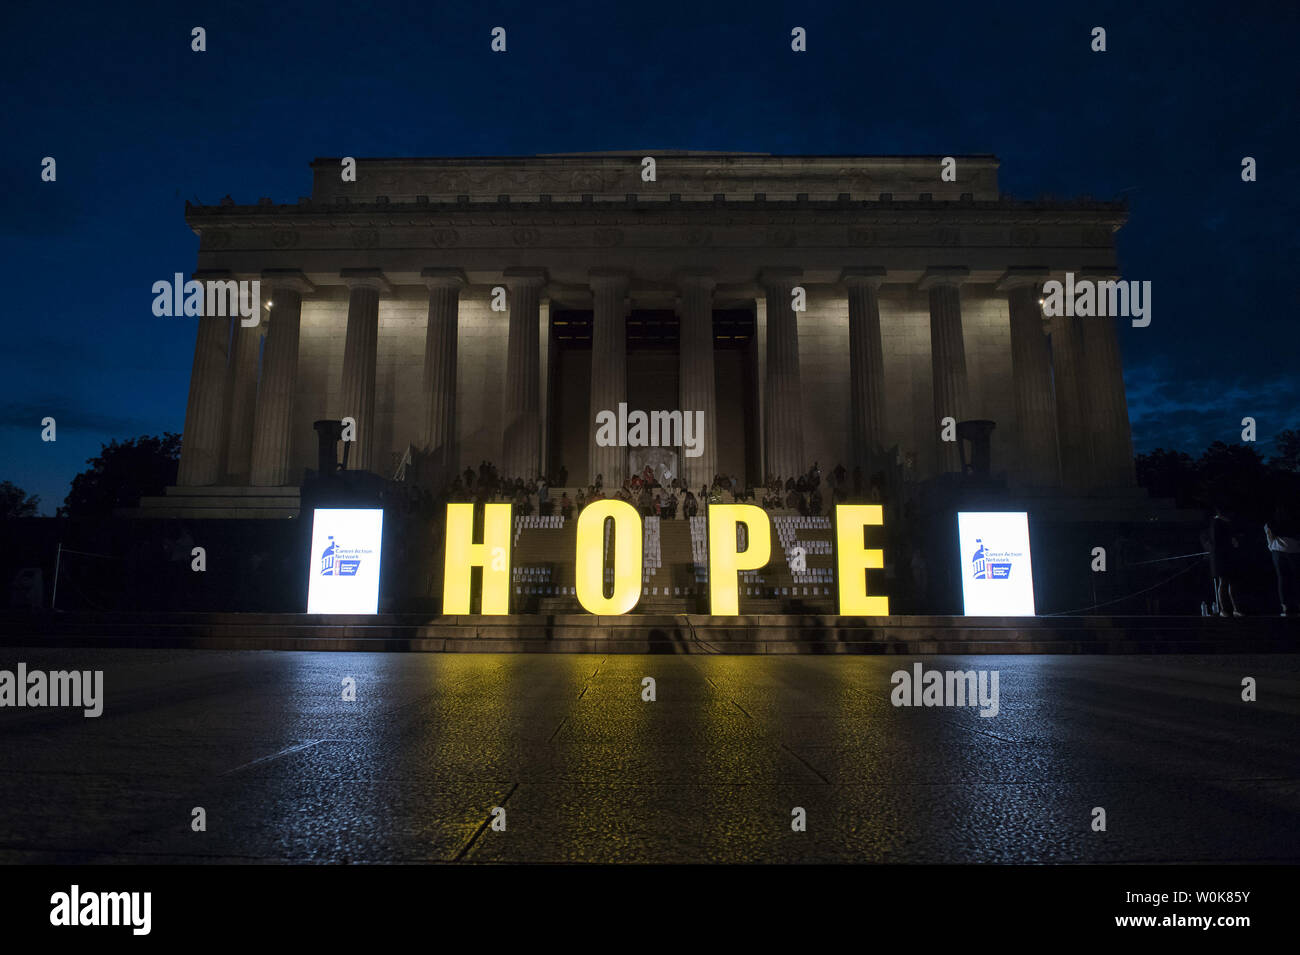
[1264,506,1300,616]
[1209,504,1244,617]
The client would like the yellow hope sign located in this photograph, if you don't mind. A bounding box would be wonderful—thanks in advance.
[441,502,887,616]
[574,500,643,614]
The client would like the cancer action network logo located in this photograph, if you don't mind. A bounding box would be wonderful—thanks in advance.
[320,535,370,577]
[970,538,1021,581]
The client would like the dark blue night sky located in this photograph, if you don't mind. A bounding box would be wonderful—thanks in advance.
[2,0,1297,513]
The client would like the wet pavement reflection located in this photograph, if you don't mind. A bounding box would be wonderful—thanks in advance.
[0,650,1296,863]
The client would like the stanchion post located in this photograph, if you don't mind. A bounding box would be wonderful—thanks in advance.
[51,541,62,611]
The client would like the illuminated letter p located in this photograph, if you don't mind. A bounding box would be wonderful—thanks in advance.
[442,503,512,615]
[707,504,771,615]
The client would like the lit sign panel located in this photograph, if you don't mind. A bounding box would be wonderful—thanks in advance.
[957,512,1036,616]
[307,509,384,614]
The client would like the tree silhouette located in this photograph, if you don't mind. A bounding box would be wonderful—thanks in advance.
[1137,437,1300,522]
[60,433,181,517]
[1272,429,1300,472]
[0,480,40,518]
[1135,448,1199,508]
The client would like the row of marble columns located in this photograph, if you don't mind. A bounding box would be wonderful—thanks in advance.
[177,265,1134,494]
[1001,267,1134,489]
[772,265,1134,490]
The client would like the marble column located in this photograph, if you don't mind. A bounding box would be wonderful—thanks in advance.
[676,270,717,490]
[1080,271,1136,487]
[249,270,314,487]
[998,268,1060,487]
[177,271,233,487]
[222,312,262,486]
[920,267,971,475]
[588,270,629,486]
[841,267,888,475]
[539,297,552,477]
[1048,291,1094,489]
[419,268,466,482]
[338,269,390,474]
[502,268,547,481]
[760,267,805,483]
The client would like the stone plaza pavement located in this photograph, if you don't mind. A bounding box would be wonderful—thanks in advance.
[0,649,1296,864]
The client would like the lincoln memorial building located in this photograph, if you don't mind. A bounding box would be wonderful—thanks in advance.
[163,152,1137,519]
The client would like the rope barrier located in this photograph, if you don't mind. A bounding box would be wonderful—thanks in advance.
[57,548,123,560]
[1043,555,1207,616]
[1126,550,1209,566]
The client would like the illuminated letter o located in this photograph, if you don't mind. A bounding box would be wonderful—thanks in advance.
[575,499,643,615]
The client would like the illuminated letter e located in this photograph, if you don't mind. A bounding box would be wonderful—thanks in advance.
[835,504,888,615]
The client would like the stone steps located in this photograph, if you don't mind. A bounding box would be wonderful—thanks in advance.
[3,610,1295,654]
[128,485,302,519]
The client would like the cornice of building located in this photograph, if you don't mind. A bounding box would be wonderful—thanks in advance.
[185,197,1128,230]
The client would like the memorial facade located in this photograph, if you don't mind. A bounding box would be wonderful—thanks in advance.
[173,152,1136,507]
